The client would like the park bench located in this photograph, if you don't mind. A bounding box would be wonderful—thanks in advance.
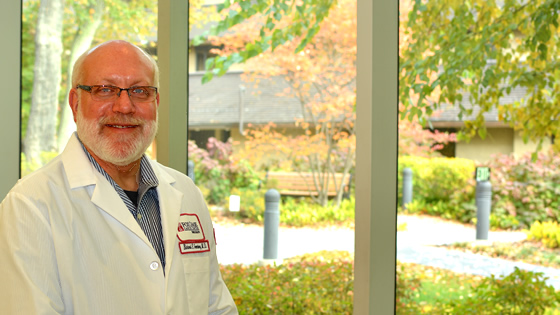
[265,171,352,198]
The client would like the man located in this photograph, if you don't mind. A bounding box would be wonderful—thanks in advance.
[0,40,238,314]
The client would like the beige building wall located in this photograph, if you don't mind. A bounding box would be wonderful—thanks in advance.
[513,131,552,157]
[455,128,513,162]
[188,50,197,72]
[455,127,553,162]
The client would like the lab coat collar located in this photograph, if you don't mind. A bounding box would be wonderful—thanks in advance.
[61,133,185,272]
[60,133,153,249]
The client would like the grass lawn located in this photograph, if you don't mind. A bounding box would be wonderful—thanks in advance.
[437,240,560,269]
[399,262,482,313]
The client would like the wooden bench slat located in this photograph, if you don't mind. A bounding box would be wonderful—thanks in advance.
[266,171,350,197]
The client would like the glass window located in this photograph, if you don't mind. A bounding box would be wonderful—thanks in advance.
[21,0,158,176]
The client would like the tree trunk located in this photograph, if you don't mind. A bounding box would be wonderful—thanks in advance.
[24,0,64,163]
[335,148,355,207]
[57,0,105,150]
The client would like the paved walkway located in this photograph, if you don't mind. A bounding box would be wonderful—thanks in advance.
[214,214,560,289]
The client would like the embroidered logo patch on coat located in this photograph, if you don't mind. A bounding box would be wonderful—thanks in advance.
[177,213,210,254]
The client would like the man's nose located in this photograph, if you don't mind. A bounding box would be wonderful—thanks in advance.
[112,89,135,114]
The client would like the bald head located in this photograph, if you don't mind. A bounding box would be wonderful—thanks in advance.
[71,40,159,89]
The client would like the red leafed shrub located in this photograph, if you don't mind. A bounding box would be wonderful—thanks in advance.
[483,150,560,229]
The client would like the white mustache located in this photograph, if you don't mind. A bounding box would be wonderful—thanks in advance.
[98,116,144,126]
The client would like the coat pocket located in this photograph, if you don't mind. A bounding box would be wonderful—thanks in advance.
[182,255,210,314]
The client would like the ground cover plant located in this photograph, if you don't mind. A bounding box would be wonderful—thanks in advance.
[219,250,560,314]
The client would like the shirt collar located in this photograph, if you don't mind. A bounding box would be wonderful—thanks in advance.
[76,135,159,191]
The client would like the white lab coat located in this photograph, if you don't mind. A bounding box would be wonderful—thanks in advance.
[0,134,238,315]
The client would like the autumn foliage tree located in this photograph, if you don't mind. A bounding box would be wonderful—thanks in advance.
[201,0,453,207]
[205,0,356,207]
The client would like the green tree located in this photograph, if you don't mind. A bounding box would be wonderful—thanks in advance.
[22,0,218,171]
[195,0,337,83]
[400,0,560,152]
[24,0,64,164]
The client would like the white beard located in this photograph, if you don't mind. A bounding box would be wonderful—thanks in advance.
[76,108,158,166]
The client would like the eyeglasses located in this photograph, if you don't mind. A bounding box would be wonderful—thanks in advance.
[76,84,158,102]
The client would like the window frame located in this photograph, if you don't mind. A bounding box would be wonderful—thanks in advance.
[1,0,398,313]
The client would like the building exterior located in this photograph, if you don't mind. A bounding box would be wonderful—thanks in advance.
[428,86,552,162]
[188,3,548,163]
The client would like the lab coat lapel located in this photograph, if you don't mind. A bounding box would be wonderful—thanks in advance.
[61,133,152,247]
[152,163,183,274]
[89,174,151,246]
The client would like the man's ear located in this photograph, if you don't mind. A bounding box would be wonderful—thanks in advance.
[69,88,79,122]
[156,93,160,107]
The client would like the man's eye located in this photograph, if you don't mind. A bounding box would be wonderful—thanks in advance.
[131,88,147,95]
[98,87,115,94]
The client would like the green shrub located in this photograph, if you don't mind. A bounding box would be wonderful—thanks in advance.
[526,221,560,249]
[398,156,476,223]
[444,267,560,314]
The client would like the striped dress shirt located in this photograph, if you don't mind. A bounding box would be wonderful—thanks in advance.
[78,139,166,269]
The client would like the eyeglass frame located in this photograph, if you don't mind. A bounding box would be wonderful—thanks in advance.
[76,84,158,102]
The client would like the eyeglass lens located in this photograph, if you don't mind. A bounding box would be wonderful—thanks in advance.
[91,86,156,101]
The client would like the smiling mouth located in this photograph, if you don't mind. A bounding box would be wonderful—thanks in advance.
[107,124,137,129]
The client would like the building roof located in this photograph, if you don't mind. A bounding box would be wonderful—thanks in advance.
[188,71,303,128]
[428,85,527,128]
[189,71,529,130]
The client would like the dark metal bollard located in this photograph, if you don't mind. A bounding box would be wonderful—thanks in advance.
[476,180,492,240]
[402,167,413,209]
[263,189,281,260]
[187,160,195,183]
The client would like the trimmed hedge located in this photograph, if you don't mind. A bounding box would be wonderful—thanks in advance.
[398,156,477,223]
